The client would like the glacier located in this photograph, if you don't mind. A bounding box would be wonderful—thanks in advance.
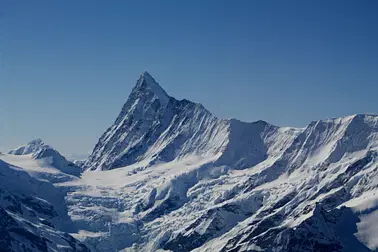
[1,71,378,252]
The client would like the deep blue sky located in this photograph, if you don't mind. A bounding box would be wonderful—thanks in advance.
[1,0,377,156]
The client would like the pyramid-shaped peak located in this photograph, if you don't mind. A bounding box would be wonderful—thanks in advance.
[134,71,169,106]
[28,138,44,145]
[137,71,161,88]
[141,70,153,78]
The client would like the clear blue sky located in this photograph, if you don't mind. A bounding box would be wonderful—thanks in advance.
[1,0,377,156]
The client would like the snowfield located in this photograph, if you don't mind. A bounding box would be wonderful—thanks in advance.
[2,72,378,252]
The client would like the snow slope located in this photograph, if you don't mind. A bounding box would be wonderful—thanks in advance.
[2,72,378,252]
[8,139,46,155]
[8,139,82,178]
[0,156,89,252]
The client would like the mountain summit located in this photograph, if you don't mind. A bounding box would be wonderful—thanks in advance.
[134,71,169,107]
[8,138,47,155]
[8,139,81,176]
[84,72,301,171]
[84,72,228,170]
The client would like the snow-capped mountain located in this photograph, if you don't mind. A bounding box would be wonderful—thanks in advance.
[9,139,82,177]
[84,71,228,171]
[2,72,378,252]
[8,138,47,155]
[84,72,299,172]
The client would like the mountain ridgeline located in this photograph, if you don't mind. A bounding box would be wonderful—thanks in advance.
[84,72,377,175]
[2,71,378,252]
[84,71,301,171]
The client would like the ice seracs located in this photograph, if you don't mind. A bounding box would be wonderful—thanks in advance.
[0,159,89,251]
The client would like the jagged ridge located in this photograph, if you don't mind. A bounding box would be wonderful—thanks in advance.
[84,72,300,171]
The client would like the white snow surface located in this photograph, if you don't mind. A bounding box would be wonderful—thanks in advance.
[0,156,89,251]
[8,139,81,177]
[2,72,378,252]
[8,138,47,155]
